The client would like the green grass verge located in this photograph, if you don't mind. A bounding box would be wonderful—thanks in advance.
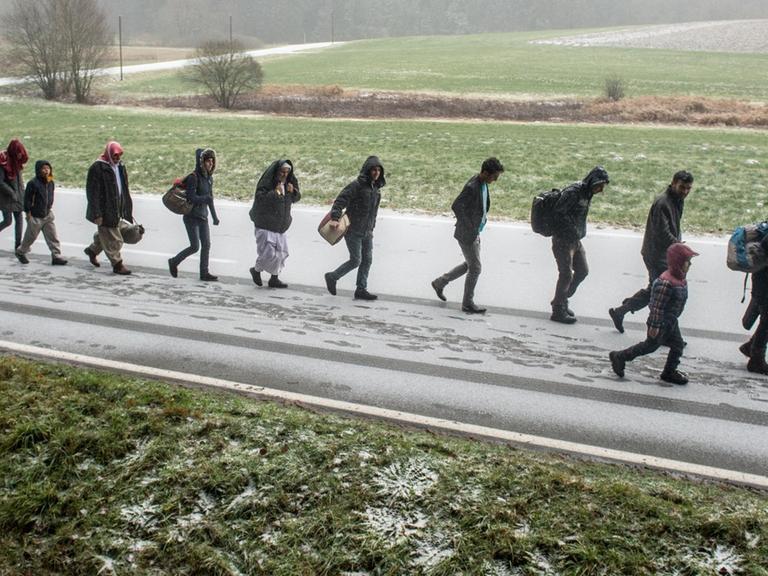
[96,30,768,101]
[1,355,766,575]
[2,99,766,233]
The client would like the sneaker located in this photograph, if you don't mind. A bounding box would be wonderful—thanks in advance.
[51,256,68,265]
[609,307,625,334]
[84,246,100,267]
[461,302,487,314]
[112,262,131,275]
[550,306,577,324]
[609,351,625,378]
[660,369,688,385]
[168,259,178,278]
[431,279,447,302]
[200,272,218,282]
[249,267,262,286]
[15,251,29,264]
[268,276,288,289]
[354,288,378,301]
[324,272,337,296]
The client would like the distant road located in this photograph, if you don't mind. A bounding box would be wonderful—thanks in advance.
[0,42,341,87]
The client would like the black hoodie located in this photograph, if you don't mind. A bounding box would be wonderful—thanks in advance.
[24,160,55,218]
[184,148,218,222]
[552,166,609,241]
[249,159,301,233]
[331,156,385,236]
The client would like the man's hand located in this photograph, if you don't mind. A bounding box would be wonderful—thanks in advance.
[213,218,220,226]
[286,183,294,194]
[648,327,659,339]
[329,220,340,230]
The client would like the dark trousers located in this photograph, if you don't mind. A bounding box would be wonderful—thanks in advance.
[435,237,482,306]
[0,210,23,248]
[617,319,685,373]
[171,216,211,274]
[329,232,373,290]
[620,258,667,313]
[551,236,588,306]
[746,304,768,357]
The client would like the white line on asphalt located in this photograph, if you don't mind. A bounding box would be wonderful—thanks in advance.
[1,340,765,489]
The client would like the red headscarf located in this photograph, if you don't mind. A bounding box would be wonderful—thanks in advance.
[0,139,29,179]
[98,141,124,165]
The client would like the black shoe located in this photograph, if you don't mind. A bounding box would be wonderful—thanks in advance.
[739,341,752,358]
[324,272,337,296]
[51,256,67,265]
[112,262,131,275]
[249,267,262,286]
[609,351,625,378]
[200,272,218,282]
[747,357,768,375]
[550,306,576,324]
[268,276,288,288]
[15,251,29,264]
[354,288,378,301]
[84,246,100,267]
[660,369,688,385]
[462,303,487,314]
[609,308,625,333]
[431,279,447,302]
[168,259,178,278]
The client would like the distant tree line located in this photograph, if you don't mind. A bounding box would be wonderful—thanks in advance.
[88,0,768,45]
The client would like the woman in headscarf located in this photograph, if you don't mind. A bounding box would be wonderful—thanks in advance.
[248,159,301,288]
[0,139,29,252]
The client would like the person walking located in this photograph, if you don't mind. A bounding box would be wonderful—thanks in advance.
[15,160,67,265]
[737,233,768,375]
[0,138,29,253]
[609,171,694,333]
[168,148,220,281]
[430,157,504,314]
[83,141,136,275]
[324,156,385,301]
[549,166,609,324]
[609,243,698,385]
[248,159,300,288]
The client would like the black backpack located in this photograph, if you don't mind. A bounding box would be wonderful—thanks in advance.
[531,188,561,237]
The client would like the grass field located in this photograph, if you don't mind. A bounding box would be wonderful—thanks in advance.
[2,355,766,575]
[95,29,768,101]
[1,100,766,233]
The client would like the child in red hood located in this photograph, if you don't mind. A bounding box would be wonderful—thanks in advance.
[609,242,698,385]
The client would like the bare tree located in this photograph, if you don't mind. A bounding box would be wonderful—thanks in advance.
[58,0,110,103]
[5,0,68,99]
[190,40,264,109]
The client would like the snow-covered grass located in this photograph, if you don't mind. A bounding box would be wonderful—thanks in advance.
[1,355,767,575]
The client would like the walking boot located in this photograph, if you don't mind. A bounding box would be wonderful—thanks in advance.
[660,369,688,385]
[550,305,576,324]
[324,272,337,296]
[200,272,218,282]
[268,275,287,288]
[609,351,625,378]
[51,256,68,265]
[168,258,178,278]
[608,307,626,334]
[15,251,29,264]
[249,267,262,286]
[565,299,575,317]
[462,302,487,314]
[739,341,752,358]
[112,261,132,275]
[431,279,447,302]
[84,246,100,267]
[354,288,378,301]
[747,356,768,375]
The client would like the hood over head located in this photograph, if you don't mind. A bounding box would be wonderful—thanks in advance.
[0,139,29,179]
[195,148,216,175]
[98,141,124,166]
[358,155,385,187]
[665,242,698,282]
[256,158,295,190]
[35,160,53,181]
[582,165,609,194]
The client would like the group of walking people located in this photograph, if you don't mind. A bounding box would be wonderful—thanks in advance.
[1,137,763,383]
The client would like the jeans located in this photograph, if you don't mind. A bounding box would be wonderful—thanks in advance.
[328,233,373,289]
[170,216,211,274]
[551,236,588,306]
[435,237,482,306]
[0,210,23,248]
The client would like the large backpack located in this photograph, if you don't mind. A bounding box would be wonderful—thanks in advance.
[530,188,561,237]
[727,221,768,272]
[161,173,195,215]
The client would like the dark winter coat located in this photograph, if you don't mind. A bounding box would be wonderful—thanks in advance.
[330,156,385,237]
[184,148,218,222]
[641,186,684,269]
[249,159,301,233]
[552,166,609,242]
[23,161,55,218]
[0,165,23,213]
[451,174,490,245]
[85,159,133,228]
[647,243,697,329]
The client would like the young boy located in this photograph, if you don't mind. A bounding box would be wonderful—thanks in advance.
[609,242,698,385]
[16,160,67,265]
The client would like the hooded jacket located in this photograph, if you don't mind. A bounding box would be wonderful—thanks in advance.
[647,243,698,329]
[331,156,385,236]
[0,139,28,213]
[23,161,55,218]
[552,166,609,242]
[85,142,133,227]
[641,186,685,268]
[184,148,218,222]
[452,174,491,244]
[249,159,301,233]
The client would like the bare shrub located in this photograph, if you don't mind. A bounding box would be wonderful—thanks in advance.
[604,74,626,102]
[189,41,264,109]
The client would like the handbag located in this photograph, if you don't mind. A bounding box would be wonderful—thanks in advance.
[120,219,145,244]
[162,178,193,215]
[318,211,350,246]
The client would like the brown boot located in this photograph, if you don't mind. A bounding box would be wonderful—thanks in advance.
[112,261,132,275]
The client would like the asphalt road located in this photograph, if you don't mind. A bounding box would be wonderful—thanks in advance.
[1,189,766,479]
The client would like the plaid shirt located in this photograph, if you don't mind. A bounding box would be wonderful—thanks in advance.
[647,277,688,329]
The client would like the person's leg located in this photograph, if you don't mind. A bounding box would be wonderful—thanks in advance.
[748,305,768,374]
[0,210,11,234]
[551,236,575,307]
[170,217,201,269]
[330,233,363,281]
[660,322,688,384]
[40,212,63,259]
[12,211,23,249]
[355,234,374,291]
[565,240,588,299]
[461,237,482,307]
[198,220,211,276]
[97,225,125,269]
[609,333,661,377]
[17,215,42,255]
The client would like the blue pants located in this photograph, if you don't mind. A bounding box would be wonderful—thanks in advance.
[171,216,211,274]
[329,233,373,290]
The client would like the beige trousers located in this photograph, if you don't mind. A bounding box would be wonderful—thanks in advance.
[17,212,61,257]
[88,220,134,266]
